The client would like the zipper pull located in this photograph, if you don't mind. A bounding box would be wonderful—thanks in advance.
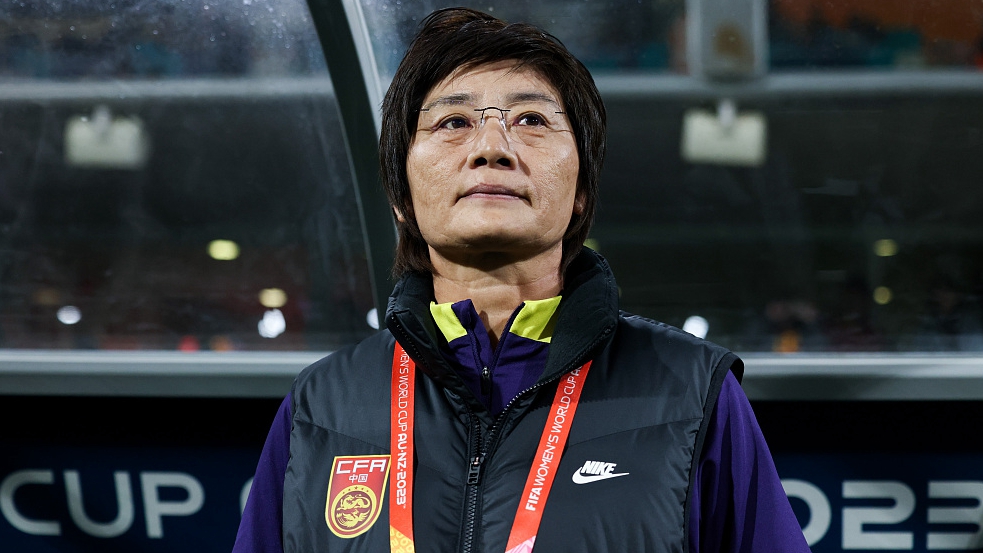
[467,455,485,485]
[480,366,491,395]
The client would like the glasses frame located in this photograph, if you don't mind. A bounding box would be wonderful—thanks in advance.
[417,105,568,144]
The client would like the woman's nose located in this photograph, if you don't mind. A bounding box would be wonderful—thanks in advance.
[467,111,517,168]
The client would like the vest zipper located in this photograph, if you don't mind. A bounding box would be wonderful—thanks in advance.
[480,366,491,396]
[458,376,557,553]
[461,414,484,553]
[459,323,613,553]
[467,454,486,485]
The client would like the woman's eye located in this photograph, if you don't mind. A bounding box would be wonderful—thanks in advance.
[515,113,547,127]
[439,116,471,130]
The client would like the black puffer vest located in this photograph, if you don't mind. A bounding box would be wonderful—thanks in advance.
[283,250,742,552]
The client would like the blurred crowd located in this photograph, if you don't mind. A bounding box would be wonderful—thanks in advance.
[2,0,981,81]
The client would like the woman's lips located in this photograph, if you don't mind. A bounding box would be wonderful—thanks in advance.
[462,184,524,199]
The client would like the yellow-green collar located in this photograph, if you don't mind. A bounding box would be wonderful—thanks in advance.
[430,296,562,344]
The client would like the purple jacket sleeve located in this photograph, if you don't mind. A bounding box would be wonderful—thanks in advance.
[233,393,292,553]
[689,372,811,552]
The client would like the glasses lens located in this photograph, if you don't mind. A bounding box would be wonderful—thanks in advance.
[420,103,565,145]
[506,104,558,145]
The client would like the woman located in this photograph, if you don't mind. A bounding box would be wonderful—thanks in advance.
[234,8,809,552]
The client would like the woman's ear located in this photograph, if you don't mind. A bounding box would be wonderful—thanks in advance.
[396,198,417,222]
[573,191,586,215]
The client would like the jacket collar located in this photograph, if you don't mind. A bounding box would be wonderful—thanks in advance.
[542,248,619,383]
[384,248,620,407]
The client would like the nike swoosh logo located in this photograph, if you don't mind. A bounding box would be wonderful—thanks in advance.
[571,470,630,484]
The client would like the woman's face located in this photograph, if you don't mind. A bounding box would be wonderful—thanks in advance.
[403,61,581,262]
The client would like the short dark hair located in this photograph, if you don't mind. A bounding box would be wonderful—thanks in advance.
[380,7,606,277]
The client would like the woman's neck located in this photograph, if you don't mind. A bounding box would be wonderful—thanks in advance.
[430,246,563,347]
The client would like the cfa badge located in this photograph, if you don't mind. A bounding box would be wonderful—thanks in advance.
[326,455,391,538]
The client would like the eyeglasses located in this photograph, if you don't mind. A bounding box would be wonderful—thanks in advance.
[417,103,571,146]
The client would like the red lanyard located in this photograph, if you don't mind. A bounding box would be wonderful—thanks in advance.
[389,344,416,552]
[389,342,592,553]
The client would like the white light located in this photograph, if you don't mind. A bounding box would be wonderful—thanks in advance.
[64,105,150,170]
[681,103,767,167]
[57,305,82,325]
[259,288,287,308]
[873,239,899,257]
[258,309,286,338]
[874,286,893,305]
[366,308,379,330]
[208,239,240,261]
[682,315,709,339]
